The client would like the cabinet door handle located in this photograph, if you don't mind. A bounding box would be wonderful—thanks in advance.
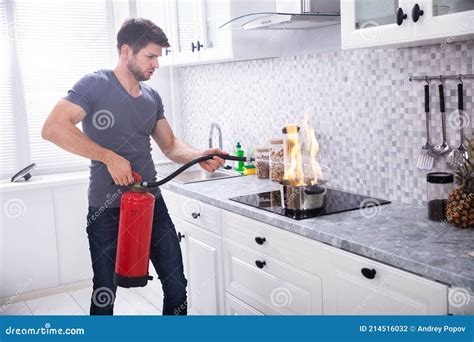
[191,212,200,219]
[396,7,408,26]
[177,232,185,242]
[255,236,266,245]
[165,48,171,56]
[411,3,424,23]
[191,41,203,52]
[255,260,266,269]
[361,267,376,279]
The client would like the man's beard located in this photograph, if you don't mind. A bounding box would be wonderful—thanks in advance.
[127,58,147,81]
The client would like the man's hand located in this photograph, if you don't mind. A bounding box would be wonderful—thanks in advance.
[199,148,228,173]
[104,151,134,186]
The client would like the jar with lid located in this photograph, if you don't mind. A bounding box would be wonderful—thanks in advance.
[269,138,284,182]
[427,172,453,221]
[255,147,270,179]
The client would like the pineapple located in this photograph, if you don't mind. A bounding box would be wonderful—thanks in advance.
[446,135,474,228]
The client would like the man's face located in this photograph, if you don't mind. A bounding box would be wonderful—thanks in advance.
[126,43,162,81]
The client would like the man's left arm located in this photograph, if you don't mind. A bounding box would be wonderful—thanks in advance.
[151,119,227,172]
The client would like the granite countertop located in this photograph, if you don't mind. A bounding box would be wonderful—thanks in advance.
[161,175,474,293]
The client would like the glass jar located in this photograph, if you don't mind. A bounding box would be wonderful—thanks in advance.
[427,172,454,221]
[269,139,284,182]
[255,147,270,179]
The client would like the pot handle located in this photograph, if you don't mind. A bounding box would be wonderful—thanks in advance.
[304,186,326,195]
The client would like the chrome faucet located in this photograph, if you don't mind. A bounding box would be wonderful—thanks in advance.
[208,123,231,169]
[208,123,223,150]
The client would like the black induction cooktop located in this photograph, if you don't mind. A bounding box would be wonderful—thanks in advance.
[229,188,391,220]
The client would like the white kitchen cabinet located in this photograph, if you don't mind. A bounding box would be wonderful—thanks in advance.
[225,292,263,315]
[172,215,225,315]
[223,239,323,315]
[151,0,279,66]
[136,0,175,66]
[163,190,453,316]
[0,189,59,298]
[180,196,222,235]
[167,0,227,64]
[320,245,448,315]
[341,0,474,49]
[414,0,474,43]
[221,210,322,276]
[341,0,414,49]
[52,183,92,285]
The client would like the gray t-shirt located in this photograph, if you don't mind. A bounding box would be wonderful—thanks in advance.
[64,69,164,208]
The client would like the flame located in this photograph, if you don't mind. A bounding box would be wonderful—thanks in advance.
[283,125,305,186]
[283,113,322,186]
[303,113,322,185]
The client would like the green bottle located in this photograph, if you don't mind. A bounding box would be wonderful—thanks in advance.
[234,142,245,173]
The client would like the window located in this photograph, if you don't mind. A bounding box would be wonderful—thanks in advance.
[0,1,17,178]
[0,0,115,178]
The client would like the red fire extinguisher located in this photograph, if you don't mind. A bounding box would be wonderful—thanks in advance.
[114,172,155,288]
[113,154,253,288]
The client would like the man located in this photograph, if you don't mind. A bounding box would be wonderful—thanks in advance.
[41,18,226,315]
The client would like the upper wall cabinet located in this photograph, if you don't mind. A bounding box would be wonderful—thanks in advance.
[137,0,280,66]
[341,0,474,49]
[136,0,175,66]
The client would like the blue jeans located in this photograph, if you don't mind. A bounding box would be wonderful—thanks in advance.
[86,195,188,315]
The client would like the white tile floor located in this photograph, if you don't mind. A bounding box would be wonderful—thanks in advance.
[0,285,163,316]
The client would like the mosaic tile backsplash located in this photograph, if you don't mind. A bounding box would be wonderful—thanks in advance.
[177,40,474,205]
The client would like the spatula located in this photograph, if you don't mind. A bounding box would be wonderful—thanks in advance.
[417,84,434,170]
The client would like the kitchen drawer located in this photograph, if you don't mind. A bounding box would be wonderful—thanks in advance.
[223,240,323,315]
[222,210,321,276]
[321,245,448,315]
[225,292,263,316]
[161,190,221,235]
[180,197,221,235]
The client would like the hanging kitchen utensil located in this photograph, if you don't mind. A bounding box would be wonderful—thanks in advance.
[447,76,469,169]
[431,78,451,156]
[417,80,434,170]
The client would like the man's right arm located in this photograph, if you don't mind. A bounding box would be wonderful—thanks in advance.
[41,99,133,186]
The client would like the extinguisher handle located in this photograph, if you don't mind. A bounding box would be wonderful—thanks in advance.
[132,171,142,183]
[110,171,142,185]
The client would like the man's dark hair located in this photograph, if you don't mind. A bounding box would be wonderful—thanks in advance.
[117,17,170,54]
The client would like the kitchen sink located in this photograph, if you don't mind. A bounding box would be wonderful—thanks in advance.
[155,162,241,184]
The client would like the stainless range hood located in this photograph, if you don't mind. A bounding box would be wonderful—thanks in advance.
[220,0,340,30]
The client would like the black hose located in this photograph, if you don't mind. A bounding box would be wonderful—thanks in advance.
[143,154,253,188]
